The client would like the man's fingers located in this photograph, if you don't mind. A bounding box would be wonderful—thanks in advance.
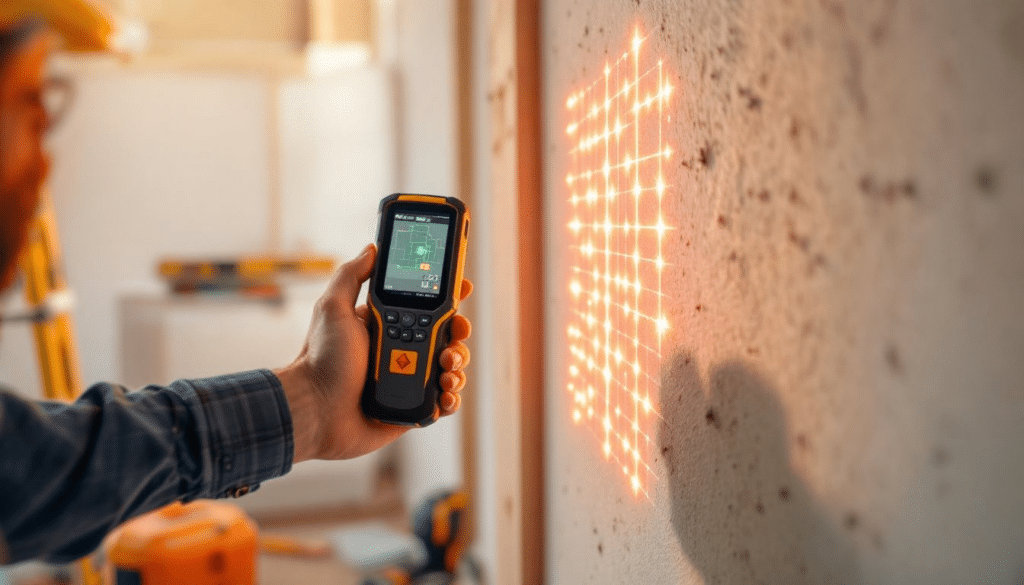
[326,244,376,311]
[449,315,471,342]
[441,342,470,371]
[459,278,474,301]
[439,390,462,415]
[440,371,466,394]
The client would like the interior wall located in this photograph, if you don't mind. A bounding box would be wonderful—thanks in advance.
[390,0,464,509]
[543,1,1024,584]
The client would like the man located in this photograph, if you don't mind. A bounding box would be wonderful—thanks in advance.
[0,6,471,565]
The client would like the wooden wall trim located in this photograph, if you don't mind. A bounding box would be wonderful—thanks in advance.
[487,0,544,582]
[455,0,479,548]
[515,0,545,583]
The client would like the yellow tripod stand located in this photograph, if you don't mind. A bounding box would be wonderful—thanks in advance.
[19,192,82,402]
[18,192,99,584]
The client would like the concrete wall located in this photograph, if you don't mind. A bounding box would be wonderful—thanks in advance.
[543,1,1024,583]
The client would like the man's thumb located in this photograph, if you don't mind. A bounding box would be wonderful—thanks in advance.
[330,244,376,308]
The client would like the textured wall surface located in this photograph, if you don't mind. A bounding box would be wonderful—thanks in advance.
[543,1,1024,583]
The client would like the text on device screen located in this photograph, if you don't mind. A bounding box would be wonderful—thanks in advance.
[383,212,451,297]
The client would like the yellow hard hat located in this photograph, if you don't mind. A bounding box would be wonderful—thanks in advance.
[0,0,114,52]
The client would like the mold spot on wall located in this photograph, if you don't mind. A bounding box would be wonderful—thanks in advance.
[844,41,868,115]
[738,86,764,111]
[789,188,805,206]
[821,0,846,23]
[975,166,998,196]
[706,407,722,429]
[844,513,860,531]
[885,344,903,375]
[931,446,951,468]
[860,174,918,204]
[796,433,810,451]
[700,142,716,169]
[788,227,811,252]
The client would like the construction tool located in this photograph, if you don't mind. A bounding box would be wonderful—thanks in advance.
[100,501,259,585]
[347,490,478,585]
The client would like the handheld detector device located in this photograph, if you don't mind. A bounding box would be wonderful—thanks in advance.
[362,193,470,426]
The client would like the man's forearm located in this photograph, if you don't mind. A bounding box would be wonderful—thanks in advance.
[0,370,293,564]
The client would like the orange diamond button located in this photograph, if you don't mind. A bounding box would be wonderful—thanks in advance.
[389,349,418,375]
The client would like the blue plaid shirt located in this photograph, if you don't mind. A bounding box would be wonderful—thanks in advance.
[0,369,293,564]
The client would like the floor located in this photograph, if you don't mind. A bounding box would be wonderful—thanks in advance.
[256,474,409,585]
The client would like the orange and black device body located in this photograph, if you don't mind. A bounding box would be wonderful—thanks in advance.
[362,193,469,427]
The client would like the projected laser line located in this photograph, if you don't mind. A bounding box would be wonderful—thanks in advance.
[565,28,673,498]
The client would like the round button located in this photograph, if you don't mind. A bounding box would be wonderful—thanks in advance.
[400,313,416,327]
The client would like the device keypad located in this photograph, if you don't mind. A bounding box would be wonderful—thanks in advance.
[386,313,436,346]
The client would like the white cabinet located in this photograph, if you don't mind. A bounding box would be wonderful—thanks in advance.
[120,291,388,517]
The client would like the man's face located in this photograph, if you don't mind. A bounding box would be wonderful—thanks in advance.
[0,31,52,292]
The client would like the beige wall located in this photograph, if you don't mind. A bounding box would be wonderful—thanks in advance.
[543,0,1024,583]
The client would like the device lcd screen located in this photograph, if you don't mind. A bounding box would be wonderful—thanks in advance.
[382,211,452,297]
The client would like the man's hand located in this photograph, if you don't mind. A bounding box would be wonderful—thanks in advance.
[274,244,472,463]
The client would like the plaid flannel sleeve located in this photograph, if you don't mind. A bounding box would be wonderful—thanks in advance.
[0,369,293,565]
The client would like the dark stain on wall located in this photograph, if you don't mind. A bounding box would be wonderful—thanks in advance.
[844,512,859,531]
[738,85,764,111]
[885,344,903,375]
[860,174,918,204]
[975,166,998,196]
[661,353,861,583]
[700,142,716,169]
[931,446,951,468]
[845,41,868,115]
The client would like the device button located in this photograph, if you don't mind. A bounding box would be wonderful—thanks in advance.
[400,313,416,327]
[384,311,399,324]
[413,329,427,342]
[417,314,432,327]
[389,349,418,375]
[386,325,401,339]
[401,329,413,342]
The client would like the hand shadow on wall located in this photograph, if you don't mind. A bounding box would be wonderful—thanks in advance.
[660,352,860,585]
